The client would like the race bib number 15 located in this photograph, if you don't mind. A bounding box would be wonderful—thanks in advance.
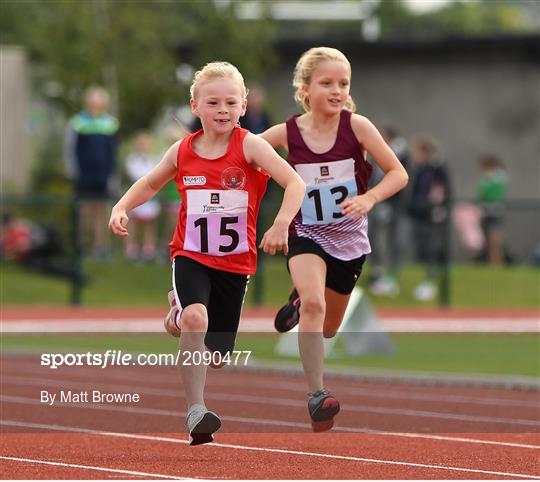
[184,189,248,256]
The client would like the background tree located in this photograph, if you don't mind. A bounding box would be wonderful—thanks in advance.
[0,0,277,135]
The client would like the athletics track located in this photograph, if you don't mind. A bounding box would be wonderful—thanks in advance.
[1,306,539,479]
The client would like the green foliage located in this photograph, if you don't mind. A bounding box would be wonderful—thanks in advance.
[0,0,277,135]
[378,0,535,37]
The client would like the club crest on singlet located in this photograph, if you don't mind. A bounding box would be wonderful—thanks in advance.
[221,166,246,190]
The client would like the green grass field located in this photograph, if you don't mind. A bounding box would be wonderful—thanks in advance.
[2,333,538,378]
[2,257,539,308]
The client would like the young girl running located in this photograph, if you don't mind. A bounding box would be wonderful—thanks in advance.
[261,47,408,432]
[109,62,305,445]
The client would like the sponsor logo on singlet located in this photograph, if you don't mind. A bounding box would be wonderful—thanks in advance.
[183,176,206,186]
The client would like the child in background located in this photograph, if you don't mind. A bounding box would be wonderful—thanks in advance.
[158,123,188,258]
[261,47,408,431]
[109,61,305,445]
[124,130,161,261]
[368,125,410,297]
[477,154,508,265]
[408,134,451,301]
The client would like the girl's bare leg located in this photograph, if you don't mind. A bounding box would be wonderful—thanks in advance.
[289,254,327,392]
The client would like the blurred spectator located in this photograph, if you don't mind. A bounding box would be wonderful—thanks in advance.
[242,83,272,134]
[1,213,72,278]
[453,202,484,255]
[64,86,119,259]
[477,154,508,265]
[408,134,451,302]
[158,123,187,258]
[368,124,410,297]
[123,130,161,262]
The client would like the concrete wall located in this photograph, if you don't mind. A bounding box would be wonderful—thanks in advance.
[0,46,31,193]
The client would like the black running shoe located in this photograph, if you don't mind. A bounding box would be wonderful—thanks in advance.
[274,288,300,333]
[308,389,340,432]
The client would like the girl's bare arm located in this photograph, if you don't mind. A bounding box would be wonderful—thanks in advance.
[109,141,181,236]
[259,123,288,151]
[244,134,305,255]
[341,115,408,217]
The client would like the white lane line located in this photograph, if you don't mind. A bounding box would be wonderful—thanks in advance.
[2,394,540,448]
[2,317,539,332]
[0,455,183,480]
[7,374,539,422]
[2,420,539,480]
[2,382,538,428]
[5,360,538,408]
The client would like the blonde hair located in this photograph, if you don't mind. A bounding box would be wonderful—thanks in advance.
[293,47,356,113]
[190,61,248,101]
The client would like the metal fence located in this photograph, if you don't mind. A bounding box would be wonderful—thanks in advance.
[2,195,539,307]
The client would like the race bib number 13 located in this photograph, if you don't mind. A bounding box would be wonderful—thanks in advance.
[295,158,358,225]
[184,189,248,256]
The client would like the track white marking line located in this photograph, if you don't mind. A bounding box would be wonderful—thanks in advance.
[2,392,540,450]
[2,387,538,428]
[2,420,539,480]
[3,317,539,332]
[5,373,540,411]
[4,374,539,427]
[5,360,538,408]
[0,455,183,479]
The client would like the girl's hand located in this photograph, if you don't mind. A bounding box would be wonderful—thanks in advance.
[340,192,377,218]
[259,221,289,256]
[108,207,129,237]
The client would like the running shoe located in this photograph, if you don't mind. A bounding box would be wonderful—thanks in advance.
[308,389,340,432]
[185,404,221,446]
[274,288,300,333]
[164,290,181,337]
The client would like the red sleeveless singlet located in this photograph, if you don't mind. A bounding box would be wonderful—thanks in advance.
[169,126,269,274]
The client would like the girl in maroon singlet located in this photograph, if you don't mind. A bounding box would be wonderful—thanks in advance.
[261,47,408,432]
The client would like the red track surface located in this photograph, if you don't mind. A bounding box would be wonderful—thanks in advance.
[1,349,539,480]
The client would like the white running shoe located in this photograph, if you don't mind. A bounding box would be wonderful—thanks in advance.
[185,404,221,446]
[164,290,181,337]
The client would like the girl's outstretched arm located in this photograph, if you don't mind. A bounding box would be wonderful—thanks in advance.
[244,133,305,255]
[341,115,408,218]
[259,123,288,150]
[109,140,181,237]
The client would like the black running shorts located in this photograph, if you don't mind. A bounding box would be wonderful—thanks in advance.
[172,256,249,355]
[286,237,366,295]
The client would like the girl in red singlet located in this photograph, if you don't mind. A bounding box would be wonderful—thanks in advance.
[261,47,408,432]
[109,62,305,446]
